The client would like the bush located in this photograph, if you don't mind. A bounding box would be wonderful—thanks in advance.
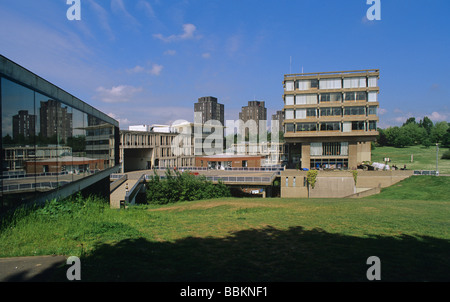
[442,150,450,160]
[146,169,231,205]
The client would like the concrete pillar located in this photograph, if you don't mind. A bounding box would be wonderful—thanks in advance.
[301,143,310,170]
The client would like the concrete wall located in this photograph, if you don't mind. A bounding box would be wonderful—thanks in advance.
[309,176,355,198]
[357,170,413,188]
[280,169,414,198]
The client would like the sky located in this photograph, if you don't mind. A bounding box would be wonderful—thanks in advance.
[1,0,449,129]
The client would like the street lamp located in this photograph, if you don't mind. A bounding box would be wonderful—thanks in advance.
[436,143,439,176]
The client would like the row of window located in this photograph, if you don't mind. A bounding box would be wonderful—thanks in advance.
[285,106,377,119]
[285,121,377,132]
[285,76,378,91]
[285,91,378,105]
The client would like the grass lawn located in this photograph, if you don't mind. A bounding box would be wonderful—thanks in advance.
[0,176,449,282]
[372,145,450,174]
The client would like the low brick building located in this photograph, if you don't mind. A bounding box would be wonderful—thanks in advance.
[195,154,264,169]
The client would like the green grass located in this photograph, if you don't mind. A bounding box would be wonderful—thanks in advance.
[0,177,449,282]
[372,145,450,174]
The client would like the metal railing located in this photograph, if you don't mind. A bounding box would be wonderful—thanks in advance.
[2,181,71,193]
[413,170,438,176]
[124,174,146,203]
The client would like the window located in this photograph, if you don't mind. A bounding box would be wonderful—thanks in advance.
[319,78,342,90]
[322,143,342,156]
[356,92,366,101]
[344,106,365,116]
[343,77,367,88]
[306,108,317,117]
[368,92,377,102]
[285,123,295,132]
[296,123,317,132]
[285,109,294,120]
[285,95,294,105]
[285,81,294,91]
[342,122,352,132]
[296,79,319,90]
[296,94,317,105]
[320,122,341,131]
[293,177,296,187]
[295,109,306,119]
[310,142,322,156]
[352,121,365,131]
[320,107,342,117]
[285,177,289,187]
[368,106,377,115]
[369,121,377,130]
[368,77,377,87]
[320,93,342,103]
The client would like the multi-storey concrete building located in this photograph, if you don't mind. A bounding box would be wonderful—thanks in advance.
[119,129,195,172]
[194,96,224,126]
[271,110,284,131]
[239,100,267,137]
[282,69,380,170]
[12,110,36,141]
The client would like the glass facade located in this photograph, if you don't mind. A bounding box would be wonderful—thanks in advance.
[1,61,119,213]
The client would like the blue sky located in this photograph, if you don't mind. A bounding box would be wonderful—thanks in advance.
[1,0,449,129]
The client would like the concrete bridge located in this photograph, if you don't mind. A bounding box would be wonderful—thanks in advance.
[109,168,280,208]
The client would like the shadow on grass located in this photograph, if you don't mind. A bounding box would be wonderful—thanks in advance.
[6,226,450,282]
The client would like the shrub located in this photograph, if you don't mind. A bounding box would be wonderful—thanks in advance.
[442,150,450,160]
[146,169,231,205]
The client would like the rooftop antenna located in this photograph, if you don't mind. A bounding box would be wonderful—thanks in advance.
[290,56,292,74]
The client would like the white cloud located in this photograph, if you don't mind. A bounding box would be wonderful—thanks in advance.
[149,64,164,75]
[107,112,131,127]
[153,23,201,42]
[137,0,156,18]
[86,0,115,40]
[127,65,145,74]
[126,64,163,75]
[429,111,448,122]
[111,0,140,27]
[164,50,177,56]
[95,85,143,103]
[378,108,387,115]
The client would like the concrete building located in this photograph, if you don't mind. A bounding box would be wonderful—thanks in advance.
[12,110,36,141]
[239,100,267,137]
[40,99,73,144]
[271,110,284,131]
[194,96,225,126]
[282,69,380,170]
[119,129,195,172]
[195,154,264,169]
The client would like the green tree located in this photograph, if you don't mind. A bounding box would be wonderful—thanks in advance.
[419,116,433,135]
[431,121,449,144]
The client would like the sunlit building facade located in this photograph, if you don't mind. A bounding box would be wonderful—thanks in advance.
[283,69,380,170]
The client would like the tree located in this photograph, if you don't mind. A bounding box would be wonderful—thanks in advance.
[376,128,388,146]
[403,117,417,126]
[402,122,427,145]
[430,121,450,144]
[419,116,433,134]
